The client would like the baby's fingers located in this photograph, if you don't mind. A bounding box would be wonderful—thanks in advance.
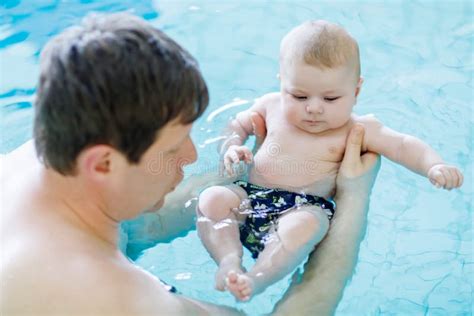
[441,167,455,190]
[224,151,240,176]
[456,169,464,188]
[430,169,445,188]
[228,150,241,164]
[223,156,234,176]
[242,148,253,163]
[446,167,463,189]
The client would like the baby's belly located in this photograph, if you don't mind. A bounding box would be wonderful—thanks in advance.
[248,154,339,199]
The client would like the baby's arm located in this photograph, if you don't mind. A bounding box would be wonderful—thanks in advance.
[219,94,270,175]
[219,95,269,152]
[360,115,463,189]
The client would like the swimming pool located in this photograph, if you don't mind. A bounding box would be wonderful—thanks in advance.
[1,0,472,315]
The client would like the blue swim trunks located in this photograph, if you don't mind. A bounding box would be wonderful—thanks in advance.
[160,279,178,293]
[234,180,335,259]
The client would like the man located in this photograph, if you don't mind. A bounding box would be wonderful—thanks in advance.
[0,13,379,315]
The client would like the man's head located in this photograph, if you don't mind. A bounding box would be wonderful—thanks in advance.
[278,20,363,133]
[34,13,209,175]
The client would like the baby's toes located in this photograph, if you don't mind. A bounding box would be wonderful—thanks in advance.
[215,277,225,291]
[236,276,254,300]
[227,271,239,284]
[240,295,250,302]
[240,286,252,298]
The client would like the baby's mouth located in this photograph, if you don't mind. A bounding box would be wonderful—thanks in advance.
[304,119,322,124]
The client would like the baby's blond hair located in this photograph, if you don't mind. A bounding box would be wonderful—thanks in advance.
[280,20,360,80]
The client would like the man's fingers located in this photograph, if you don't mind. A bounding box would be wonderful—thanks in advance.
[341,124,365,169]
[360,152,379,170]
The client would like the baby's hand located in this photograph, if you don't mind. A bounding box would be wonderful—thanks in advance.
[223,145,253,176]
[428,164,463,190]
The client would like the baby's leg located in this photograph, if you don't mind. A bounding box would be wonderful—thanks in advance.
[227,206,329,301]
[196,185,248,291]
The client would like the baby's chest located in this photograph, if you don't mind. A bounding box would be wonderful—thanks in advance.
[268,128,347,163]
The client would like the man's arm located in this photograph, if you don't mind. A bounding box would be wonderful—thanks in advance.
[273,124,381,316]
[93,259,244,316]
[123,112,268,253]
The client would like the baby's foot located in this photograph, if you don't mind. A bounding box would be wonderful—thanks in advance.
[215,255,243,291]
[225,271,254,301]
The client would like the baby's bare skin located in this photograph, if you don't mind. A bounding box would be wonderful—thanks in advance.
[232,89,463,198]
[200,20,463,302]
[249,92,349,199]
[218,67,462,301]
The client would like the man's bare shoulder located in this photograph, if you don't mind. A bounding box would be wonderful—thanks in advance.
[1,140,36,177]
[100,261,241,315]
[98,260,191,315]
[1,249,204,315]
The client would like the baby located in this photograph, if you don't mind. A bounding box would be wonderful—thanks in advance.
[196,20,463,301]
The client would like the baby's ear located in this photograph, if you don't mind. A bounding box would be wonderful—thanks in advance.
[355,77,364,97]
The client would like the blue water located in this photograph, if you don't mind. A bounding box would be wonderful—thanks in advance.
[1,1,472,315]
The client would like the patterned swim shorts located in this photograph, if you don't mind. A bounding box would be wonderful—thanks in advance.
[234,180,335,259]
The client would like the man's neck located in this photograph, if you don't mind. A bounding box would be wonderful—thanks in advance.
[41,167,120,248]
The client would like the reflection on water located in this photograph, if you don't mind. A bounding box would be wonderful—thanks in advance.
[2,0,472,315]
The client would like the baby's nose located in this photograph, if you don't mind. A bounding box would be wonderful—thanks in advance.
[306,100,324,114]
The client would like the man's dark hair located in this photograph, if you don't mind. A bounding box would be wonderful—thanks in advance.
[34,12,209,175]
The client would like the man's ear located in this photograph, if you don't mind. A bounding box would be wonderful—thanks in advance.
[355,77,364,98]
[76,145,119,181]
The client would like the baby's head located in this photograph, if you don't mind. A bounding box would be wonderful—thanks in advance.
[280,20,360,82]
[279,21,362,133]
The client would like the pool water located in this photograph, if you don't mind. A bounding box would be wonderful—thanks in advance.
[1,0,472,315]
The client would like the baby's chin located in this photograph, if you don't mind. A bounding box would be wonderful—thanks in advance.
[297,121,330,134]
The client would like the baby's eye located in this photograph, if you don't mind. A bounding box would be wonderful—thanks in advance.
[324,96,340,102]
[292,94,307,101]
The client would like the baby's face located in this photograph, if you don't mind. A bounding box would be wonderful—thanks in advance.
[280,61,361,134]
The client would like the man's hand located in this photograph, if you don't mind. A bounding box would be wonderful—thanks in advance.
[336,124,381,196]
[273,124,380,316]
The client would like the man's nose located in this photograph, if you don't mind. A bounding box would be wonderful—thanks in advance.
[182,138,197,166]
